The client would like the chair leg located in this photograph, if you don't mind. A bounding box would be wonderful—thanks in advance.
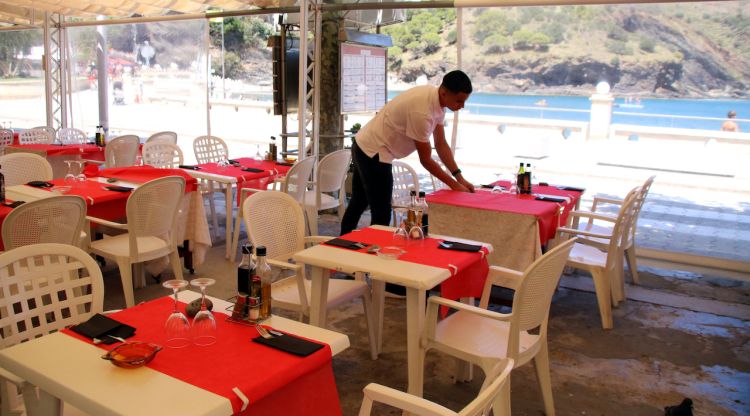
[230,207,243,263]
[169,250,184,281]
[534,342,556,416]
[360,292,378,360]
[115,258,136,308]
[305,206,318,236]
[590,269,613,329]
[491,376,512,416]
[625,247,640,285]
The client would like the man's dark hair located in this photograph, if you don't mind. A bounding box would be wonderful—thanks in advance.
[728,110,737,118]
[441,70,472,94]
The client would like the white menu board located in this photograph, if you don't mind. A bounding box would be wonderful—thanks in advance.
[340,43,387,114]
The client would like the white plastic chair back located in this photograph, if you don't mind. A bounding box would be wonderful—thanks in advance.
[105,134,140,168]
[193,135,228,164]
[0,153,53,186]
[623,175,655,249]
[359,359,514,416]
[282,157,316,204]
[0,129,12,149]
[18,128,52,145]
[0,243,104,348]
[146,131,178,144]
[57,127,87,145]
[302,149,351,234]
[142,142,184,168]
[392,160,419,205]
[243,190,306,260]
[429,156,450,192]
[32,126,56,138]
[1,196,87,250]
[127,176,185,249]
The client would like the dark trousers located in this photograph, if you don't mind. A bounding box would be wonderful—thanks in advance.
[340,141,393,235]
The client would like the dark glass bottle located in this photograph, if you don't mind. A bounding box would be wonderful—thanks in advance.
[0,164,5,203]
[418,191,428,236]
[237,244,255,296]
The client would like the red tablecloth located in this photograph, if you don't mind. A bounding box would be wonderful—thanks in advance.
[7,143,104,158]
[97,166,199,193]
[63,297,340,416]
[427,183,582,245]
[0,203,17,251]
[193,158,292,206]
[341,227,490,302]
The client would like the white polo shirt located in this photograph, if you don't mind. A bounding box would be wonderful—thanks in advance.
[355,85,445,163]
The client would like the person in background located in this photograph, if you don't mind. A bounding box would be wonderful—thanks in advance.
[341,70,475,236]
[721,110,739,132]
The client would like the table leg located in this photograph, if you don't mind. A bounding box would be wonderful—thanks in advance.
[224,183,232,259]
[405,287,426,398]
[371,279,385,355]
[308,267,330,327]
[22,385,62,415]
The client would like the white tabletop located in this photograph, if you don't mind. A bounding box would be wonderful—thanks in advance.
[0,291,349,416]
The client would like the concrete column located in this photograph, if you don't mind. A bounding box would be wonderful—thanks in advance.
[588,82,614,140]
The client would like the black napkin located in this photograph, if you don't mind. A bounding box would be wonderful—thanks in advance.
[104,185,133,192]
[324,238,367,250]
[555,185,585,192]
[276,162,295,167]
[70,313,136,345]
[1,201,25,208]
[227,159,241,166]
[179,165,201,170]
[438,240,483,252]
[26,181,54,188]
[242,167,264,173]
[252,334,325,357]
[535,196,567,203]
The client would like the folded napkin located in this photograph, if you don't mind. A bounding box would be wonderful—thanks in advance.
[535,195,568,203]
[227,159,241,166]
[179,165,201,170]
[103,185,133,192]
[555,185,585,192]
[252,333,325,357]
[70,313,136,345]
[438,240,483,252]
[242,167,264,173]
[26,181,54,188]
[324,238,368,250]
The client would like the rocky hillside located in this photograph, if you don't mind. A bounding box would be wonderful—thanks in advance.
[385,2,749,98]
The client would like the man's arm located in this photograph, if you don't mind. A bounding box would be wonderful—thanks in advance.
[414,124,474,192]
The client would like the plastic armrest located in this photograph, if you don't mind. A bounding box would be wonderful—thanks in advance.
[86,216,127,229]
[82,159,105,165]
[361,383,455,416]
[556,226,612,239]
[267,258,301,271]
[569,210,617,222]
[304,236,332,245]
[238,187,266,201]
[427,296,510,322]
[0,368,25,388]
[592,196,624,206]
[487,265,523,290]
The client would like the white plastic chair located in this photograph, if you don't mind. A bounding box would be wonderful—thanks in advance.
[230,156,316,262]
[242,190,378,359]
[429,156,450,192]
[391,160,419,226]
[0,243,103,416]
[18,128,52,145]
[142,142,184,168]
[555,186,640,329]
[146,131,178,144]
[0,153,53,186]
[359,358,514,416]
[89,176,186,307]
[104,135,140,168]
[193,135,230,236]
[0,129,12,155]
[57,127,87,145]
[302,149,350,235]
[1,196,87,250]
[568,176,655,289]
[421,238,576,416]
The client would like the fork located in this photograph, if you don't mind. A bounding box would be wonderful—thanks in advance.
[256,326,283,339]
[93,335,127,344]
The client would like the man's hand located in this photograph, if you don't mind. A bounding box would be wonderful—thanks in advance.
[458,176,475,193]
[449,181,470,192]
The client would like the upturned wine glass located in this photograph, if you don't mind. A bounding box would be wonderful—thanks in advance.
[64,160,79,184]
[163,279,190,348]
[190,277,217,346]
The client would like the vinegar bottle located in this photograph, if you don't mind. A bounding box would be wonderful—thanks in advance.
[256,246,272,320]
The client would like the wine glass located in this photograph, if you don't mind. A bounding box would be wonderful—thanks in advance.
[64,160,79,184]
[391,200,409,246]
[74,160,87,182]
[162,279,190,348]
[254,145,262,161]
[190,277,217,346]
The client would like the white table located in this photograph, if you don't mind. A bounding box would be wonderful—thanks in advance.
[292,225,491,398]
[0,291,349,416]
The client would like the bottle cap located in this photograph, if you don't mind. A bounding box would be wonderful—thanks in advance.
[241,244,253,254]
[410,190,416,196]
[256,246,267,256]
[526,163,531,167]
[519,162,524,166]
[418,191,425,197]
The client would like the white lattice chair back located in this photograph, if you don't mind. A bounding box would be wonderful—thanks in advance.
[142,142,184,168]
[604,187,640,267]
[57,127,87,145]
[1,196,87,250]
[0,153,53,186]
[392,160,419,205]
[126,176,185,251]
[359,358,514,416]
[0,243,104,349]
[317,149,351,194]
[18,128,52,145]
[282,157,316,204]
[244,190,306,259]
[32,126,56,138]
[193,135,228,164]
[146,131,178,144]
[105,135,140,167]
[0,129,12,148]
[623,175,655,248]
